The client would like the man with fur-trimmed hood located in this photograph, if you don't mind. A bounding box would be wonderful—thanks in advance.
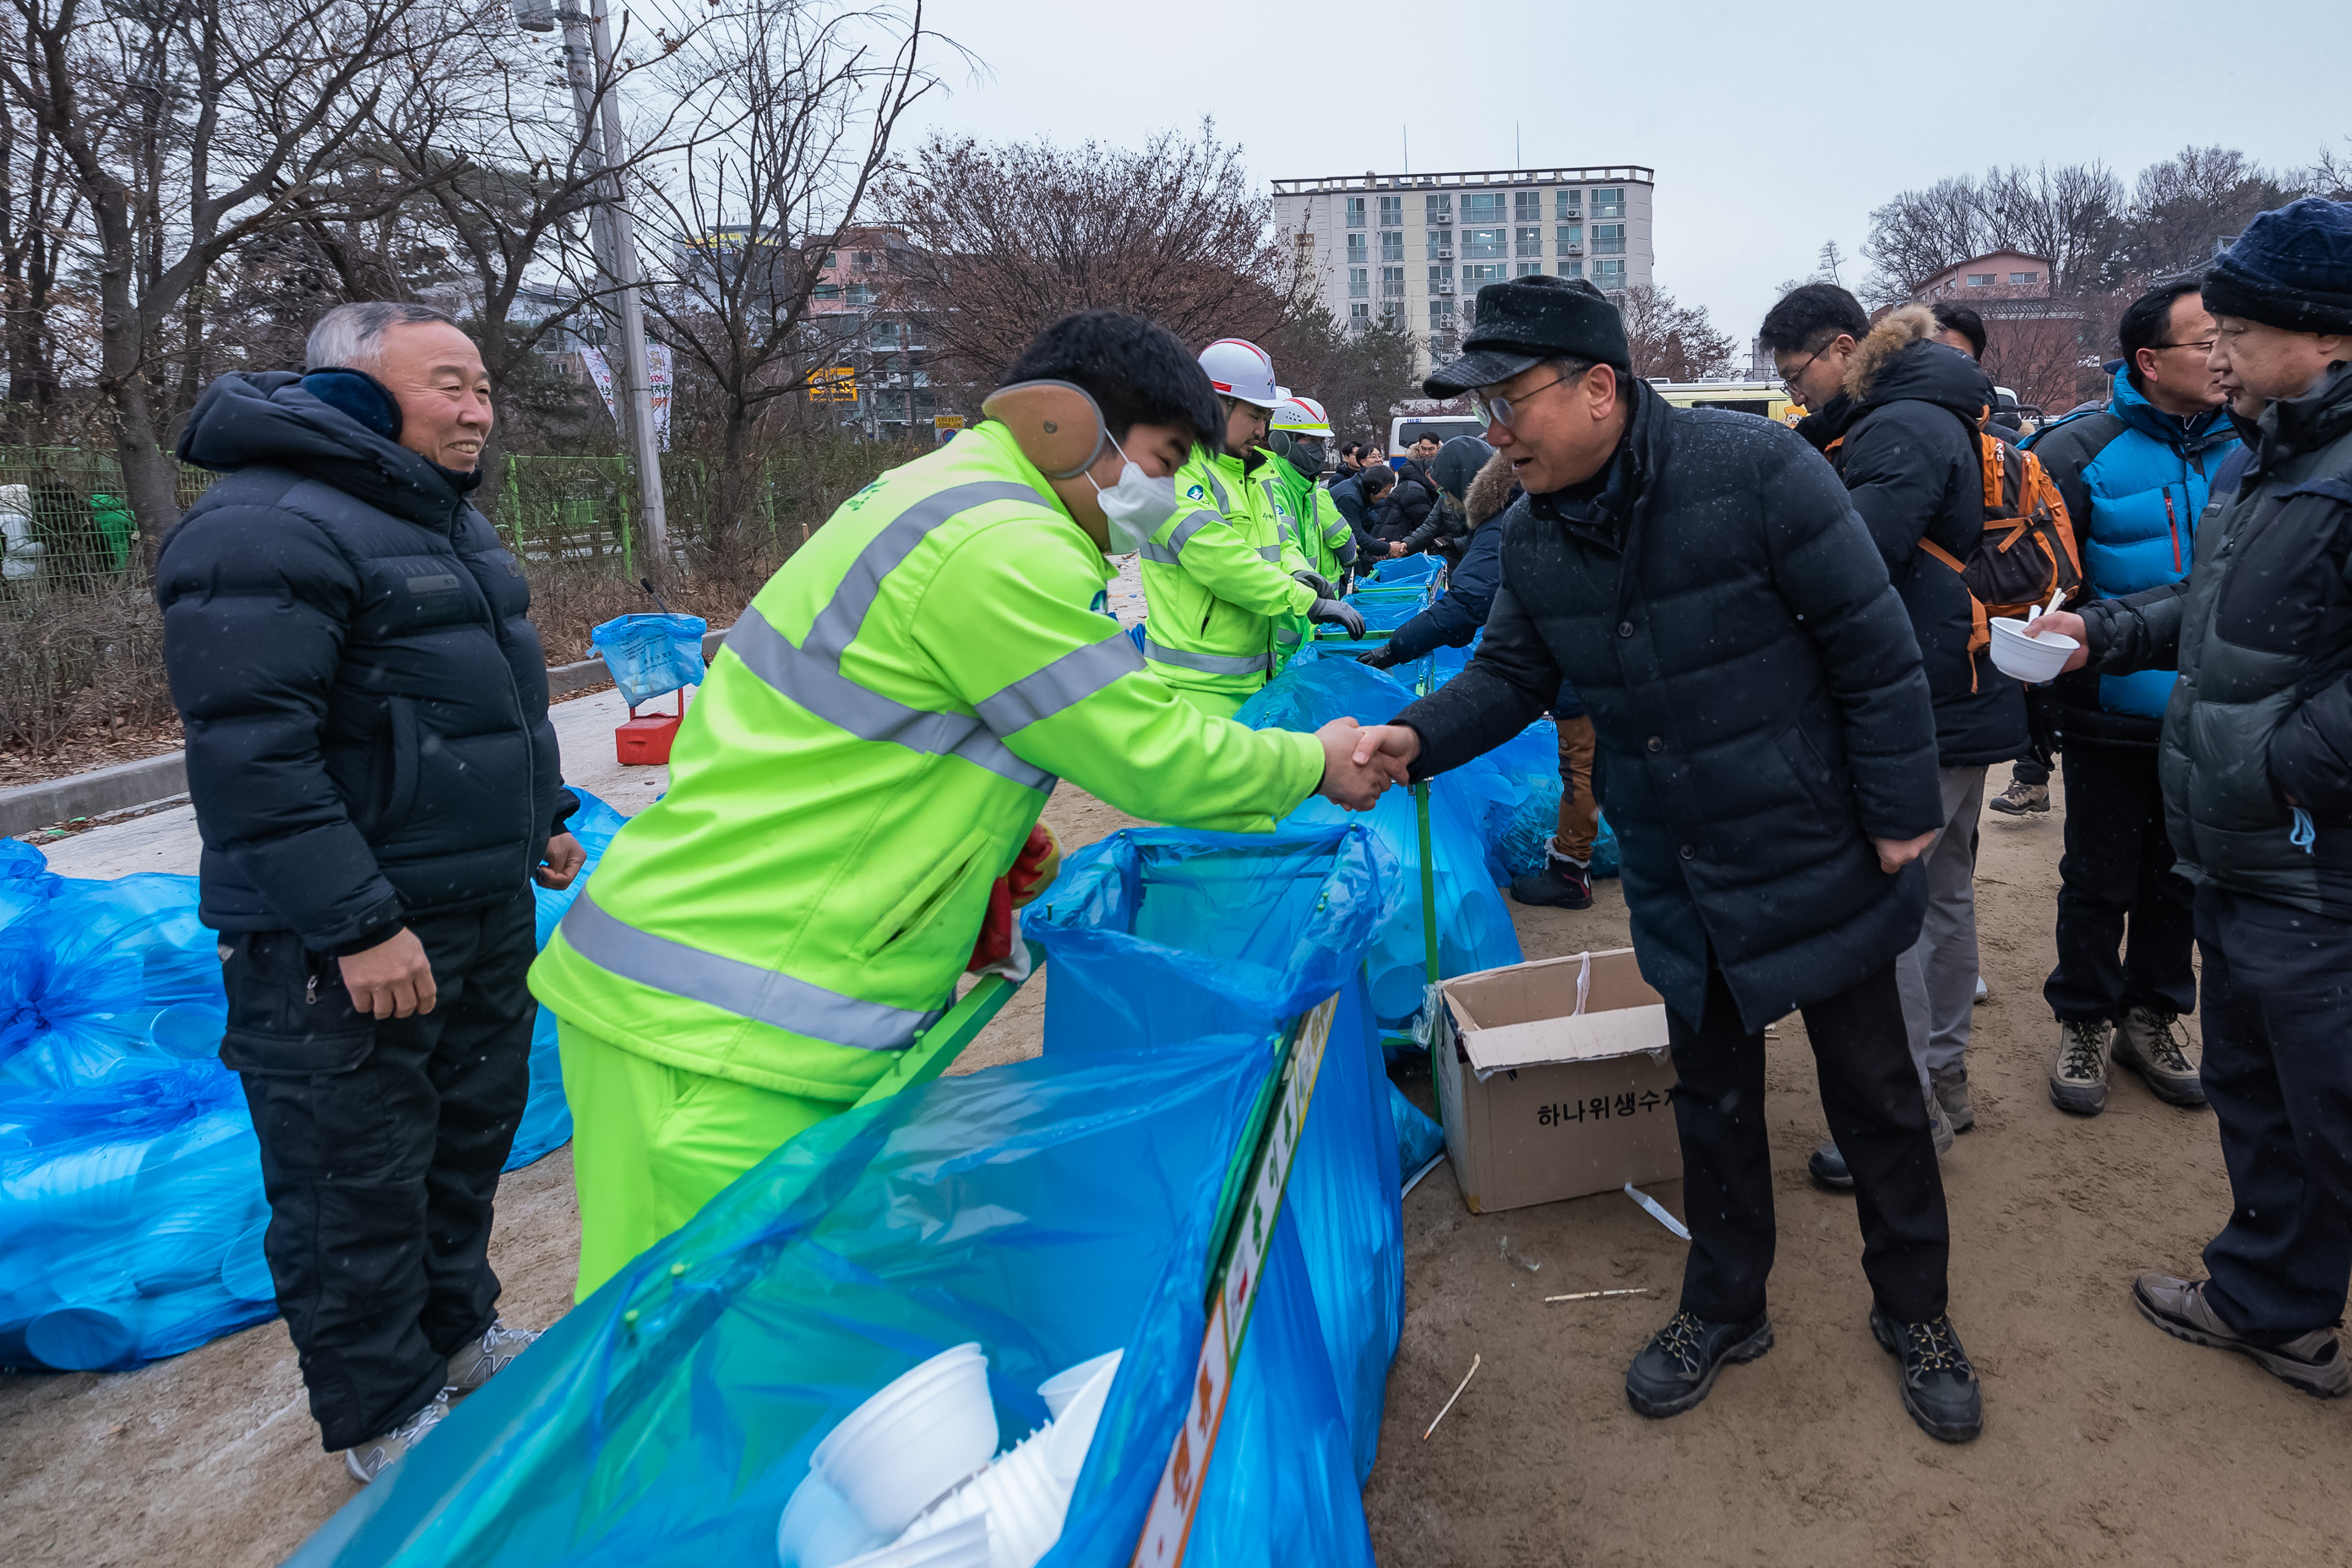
[1766,286,2028,1183]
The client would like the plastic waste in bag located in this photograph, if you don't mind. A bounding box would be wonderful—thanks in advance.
[591,612,708,708]
[1358,553,1442,586]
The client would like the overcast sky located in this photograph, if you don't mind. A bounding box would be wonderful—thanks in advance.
[896,0,2348,349]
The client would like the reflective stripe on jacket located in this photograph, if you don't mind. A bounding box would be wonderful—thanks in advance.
[1138,444,1317,702]
[528,421,1324,1100]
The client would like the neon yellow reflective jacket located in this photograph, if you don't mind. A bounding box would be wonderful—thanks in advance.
[1258,455,1357,584]
[529,420,1325,1101]
[1139,444,1316,709]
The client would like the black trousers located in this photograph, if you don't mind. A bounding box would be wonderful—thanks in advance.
[2196,886,2352,1342]
[221,886,536,1451]
[2011,684,2064,788]
[1667,955,1950,1325]
[2043,742,2196,1022]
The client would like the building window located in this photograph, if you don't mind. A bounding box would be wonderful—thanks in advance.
[1464,262,1508,283]
[1427,263,1453,285]
[846,283,874,305]
[1381,266,1405,298]
[1462,192,1504,223]
[1345,196,1366,228]
[812,282,840,300]
[1425,228,1452,259]
[1592,187,1625,219]
[1557,260,1583,280]
[1380,231,1405,262]
[1429,298,1456,326]
[1594,259,1625,288]
[1347,232,1367,264]
[1378,194,1403,227]
[1591,223,1625,255]
[1555,189,1580,220]
[1349,301,1369,330]
[854,251,876,270]
[1517,261,1544,276]
[1514,190,1544,222]
[1463,226,1505,259]
[1967,273,1995,286]
[1556,224,1582,253]
[822,251,838,270]
[2009,271,2039,286]
[1515,226,1543,258]
[1380,299,1402,320]
[1424,193,1452,222]
[1348,267,1369,298]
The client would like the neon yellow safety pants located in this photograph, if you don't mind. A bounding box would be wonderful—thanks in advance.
[557,1019,851,1301]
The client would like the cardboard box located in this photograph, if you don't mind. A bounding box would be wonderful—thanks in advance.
[1435,949,1683,1214]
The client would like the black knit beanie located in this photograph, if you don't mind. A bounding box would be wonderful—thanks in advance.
[2202,198,2352,336]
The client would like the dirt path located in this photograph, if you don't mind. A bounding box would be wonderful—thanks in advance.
[6,776,2349,1565]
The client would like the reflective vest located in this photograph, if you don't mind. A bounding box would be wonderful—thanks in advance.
[1138,444,1317,710]
[1259,456,1357,583]
[528,420,1325,1101]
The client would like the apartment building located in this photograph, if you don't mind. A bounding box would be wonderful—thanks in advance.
[1270,165,1656,372]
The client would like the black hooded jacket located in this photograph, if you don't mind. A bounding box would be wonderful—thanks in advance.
[158,372,574,950]
[1796,305,2027,770]
[1394,378,1943,1032]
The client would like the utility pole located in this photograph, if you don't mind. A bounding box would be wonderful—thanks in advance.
[521,0,670,576]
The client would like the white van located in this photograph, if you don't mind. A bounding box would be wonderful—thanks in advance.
[1387,413,1484,457]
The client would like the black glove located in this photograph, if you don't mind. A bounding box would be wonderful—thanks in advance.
[1292,568,1335,599]
[1356,643,1402,669]
[1309,597,1366,639]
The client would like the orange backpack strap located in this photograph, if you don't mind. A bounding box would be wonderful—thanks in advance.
[1918,536,1990,690]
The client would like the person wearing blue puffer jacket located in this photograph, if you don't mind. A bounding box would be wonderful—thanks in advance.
[2018,279,2240,1118]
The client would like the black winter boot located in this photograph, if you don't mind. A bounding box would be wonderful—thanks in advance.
[1624,1309,1774,1418]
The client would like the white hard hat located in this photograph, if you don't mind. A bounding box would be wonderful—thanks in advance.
[1199,338,1279,409]
[1270,395,1332,437]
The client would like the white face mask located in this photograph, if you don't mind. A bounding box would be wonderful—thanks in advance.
[1085,433,1181,554]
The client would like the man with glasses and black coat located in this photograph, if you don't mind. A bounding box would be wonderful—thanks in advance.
[1348,275,1983,1444]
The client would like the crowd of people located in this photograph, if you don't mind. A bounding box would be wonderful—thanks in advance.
[150,194,2352,1483]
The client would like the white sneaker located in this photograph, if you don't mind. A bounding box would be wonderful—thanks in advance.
[445,1318,542,1395]
[344,1391,448,1484]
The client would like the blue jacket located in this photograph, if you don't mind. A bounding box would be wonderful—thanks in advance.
[2023,370,2240,740]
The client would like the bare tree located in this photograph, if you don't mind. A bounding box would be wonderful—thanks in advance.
[0,0,476,559]
[1815,239,1846,287]
[880,120,1286,386]
[1619,284,1735,382]
[1261,301,1421,443]
[1861,175,1987,304]
[638,0,943,540]
[2121,146,2295,277]
[0,49,81,419]
[1978,162,2122,295]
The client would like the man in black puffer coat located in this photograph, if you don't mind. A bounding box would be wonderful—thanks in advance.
[160,303,585,1480]
[1352,276,1983,1444]
[2034,199,2352,1400]
[1769,286,2026,1169]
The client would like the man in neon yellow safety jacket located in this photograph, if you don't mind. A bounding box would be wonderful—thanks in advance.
[530,311,1399,1298]
[1260,392,1358,616]
[1138,340,1364,716]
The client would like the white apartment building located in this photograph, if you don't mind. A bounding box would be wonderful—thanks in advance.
[1269,165,1656,373]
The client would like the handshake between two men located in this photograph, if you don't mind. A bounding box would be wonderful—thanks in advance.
[1306,720,1427,812]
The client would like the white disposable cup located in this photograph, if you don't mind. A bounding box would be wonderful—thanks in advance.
[1036,1350,1122,1420]
[837,1513,990,1568]
[812,1344,998,1537]
[1988,618,2077,683]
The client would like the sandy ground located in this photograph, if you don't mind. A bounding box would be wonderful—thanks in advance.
[8,749,2351,1565]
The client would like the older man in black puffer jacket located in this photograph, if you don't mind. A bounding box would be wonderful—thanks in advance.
[160,302,585,1481]
[1351,276,1982,1444]
[2035,198,2352,1401]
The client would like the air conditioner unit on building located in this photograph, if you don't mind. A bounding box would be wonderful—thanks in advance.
[1436,247,1454,259]
[1437,282,1456,295]
[1564,243,1582,255]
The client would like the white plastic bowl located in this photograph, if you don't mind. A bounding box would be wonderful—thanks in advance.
[1036,1350,1123,1421]
[837,1513,990,1568]
[1989,617,2077,684]
[812,1344,998,1536]
[776,1473,888,1568]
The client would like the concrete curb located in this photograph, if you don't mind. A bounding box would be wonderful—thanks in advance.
[3,624,732,837]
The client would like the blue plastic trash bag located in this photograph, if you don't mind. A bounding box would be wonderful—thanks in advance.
[1363,553,1442,585]
[591,613,707,708]
[1026,825,1406,1484]
[286,1039,1307,1568]
[1390,1082,1444,1177]
[512,787,630,1167]
[1232,662,1522,1036]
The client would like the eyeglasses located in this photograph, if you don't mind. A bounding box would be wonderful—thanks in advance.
[1474,373,1571,431]
[1777,345,1827,399]
[2152,339,2218,354]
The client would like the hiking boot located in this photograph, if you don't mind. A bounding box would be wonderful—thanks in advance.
[1988,780,2050,815]
[2133,1273,2349,1399]
[1933,1075,1975,1134]
[1869,1308,1984,1442]
[2113,1008,2206,1107]
[445,1318,542,1396]
[1511,855,1592,910]
[2049,1019,2110,1115]
[1809,1097,1953,1189]
[344,1391,448,1484]
[1624,1308,1774,1418]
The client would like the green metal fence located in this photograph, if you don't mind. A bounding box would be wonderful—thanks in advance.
[0,448,215,598]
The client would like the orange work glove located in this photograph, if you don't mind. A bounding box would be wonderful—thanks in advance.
[1007,823,1062,908]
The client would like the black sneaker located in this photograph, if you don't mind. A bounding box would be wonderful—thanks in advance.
[1624,1308,1774,1418]
[1511,857,1592,910]
[1869,1307,1984,1442]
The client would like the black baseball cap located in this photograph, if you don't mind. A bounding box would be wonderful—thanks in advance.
[1425,275,1633,396]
